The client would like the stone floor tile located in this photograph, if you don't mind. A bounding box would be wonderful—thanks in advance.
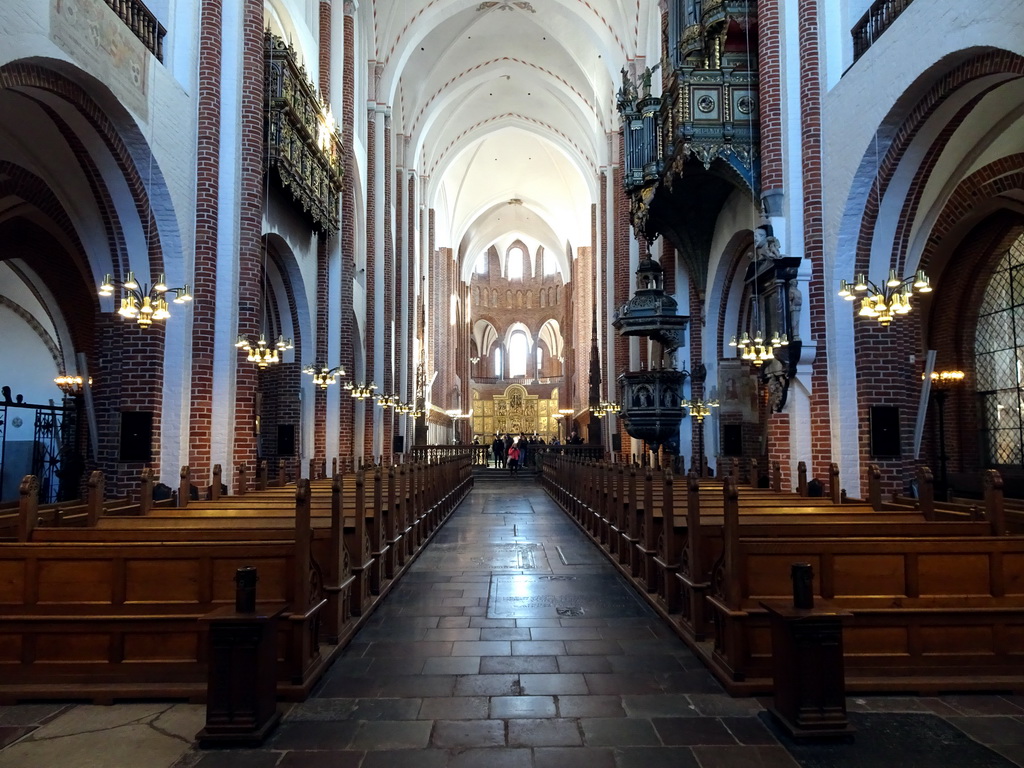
[362,641,454,657]
[480,627,533,641]
[437,616,473,628]
[490,695,558,719]
[581,717,660,746]
[0,728,32,750]
[946,715,1024,745]
[613,745,701,768]
[558,655,614,674]
[316,675,383,698]
[608,655,684,673]
[269,721,362,750]
[690,745,800,767]
[480,655,559,674]
[651,717,737,745]
[655,670,726,694]
[422,656,481,675]
[418,696,489,720]
[939,695,1024,716]
[508,718,583,747]
[447,747,533,768]
[454,674,522,697]
[423,627,482,642]
[431,718,506,748]
[452,640,512,656]
[519,673,589,695]
[566,639,626,655]
[359,749,448,768]
[534,746,617,768]
[558,695,626,718]
[189,750,283,768]
[511,640,568,655]
[0,705,71,727]
[530,626,604,641]
[621,695,697,718]
[276,751,365,768]
[516,618,562,628]
[469,618,517,628]
[721,716,779,746]
[286,697,420,721]
[375,675,457,698]
[348,720,433,750]
[688,693,765,717]
[585,673,665,695]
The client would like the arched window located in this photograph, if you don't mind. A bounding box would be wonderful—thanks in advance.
[507,245,525,280]
[475,253,488,274]
[494,346,503,377]
[977,233,1024,465]
[536,345,543,371]
[509,331,529,377]
[543,251,558,275]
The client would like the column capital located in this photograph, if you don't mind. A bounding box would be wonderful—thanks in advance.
[343,0,358,15]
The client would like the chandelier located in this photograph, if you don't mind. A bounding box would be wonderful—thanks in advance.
[100,272,192,327]
[54,374,92,396]
[728,329,787,367]
[395,401,423,418]
[377,393,401,409]
[838,269,932,326]
[235,333,293,368]
[681,397,719,423]
[343,381,378,399]
[303,363,346,389]
[592,400,621,419]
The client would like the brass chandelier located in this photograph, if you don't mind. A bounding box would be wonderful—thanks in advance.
[303,363,346,389]
[838,268,931,326]
[100,272,192,327]
[681,397,719,423]
[728,328,787,367]
[236,332,293,368]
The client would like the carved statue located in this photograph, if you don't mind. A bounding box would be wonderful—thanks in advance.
[754,226,782,261]
[788,281,803,341]
[639,63,660,98]
[616,67,637,112]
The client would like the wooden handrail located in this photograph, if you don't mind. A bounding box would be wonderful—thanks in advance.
[852,0,915,62]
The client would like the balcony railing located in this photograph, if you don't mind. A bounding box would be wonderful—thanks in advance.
[105,0,166,62]
[852,0,915,62]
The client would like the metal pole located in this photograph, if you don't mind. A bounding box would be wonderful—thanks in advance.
[935,389,949,500]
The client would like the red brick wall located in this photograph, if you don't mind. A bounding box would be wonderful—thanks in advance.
[339,6,356,465]
[230,0,266,489]
[798,0,832,480]
[189,0,223,485]
[382,114,394,460]
[757,0,783,196]
[614,137,631,462]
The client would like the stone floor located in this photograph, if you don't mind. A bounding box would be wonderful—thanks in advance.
[2,478,1023,767]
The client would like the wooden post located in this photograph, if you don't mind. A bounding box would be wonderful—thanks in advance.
[683,472,707,638]
[17,475,39,542]
[332,457,338,478]
[258,460,268,491]
[277,460,286,487]
[86,470,104,526]
[772,461,782,493]
[829,463,841,504]
[730,457,739,485]
[237,465,247,496]
[178,465,191,508]
[867,463,881,510]
[917,465,935,520]
[139,467,154,515]
[983,469,1007,536]
[659,469,680,612]
[797,461,808,496]
[749,458,759,487]
[211,464,222,501]
[722,476,741,607]
[308,459,316,481]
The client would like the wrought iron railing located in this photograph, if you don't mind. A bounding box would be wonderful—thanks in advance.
[104,0,166,62]
[0,400,78,504]
[852,0,915,62]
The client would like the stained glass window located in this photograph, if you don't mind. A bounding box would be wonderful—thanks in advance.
[977,233,1024,466]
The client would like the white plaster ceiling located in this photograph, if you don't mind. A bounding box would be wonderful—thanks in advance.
[363,0,660,278]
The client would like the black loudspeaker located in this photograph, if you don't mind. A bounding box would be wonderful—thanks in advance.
[869,405,901,458]
[277,424,296,456]
[393,435,405,453]
[722,424,743,456]
[119,411,154,462]
[611,433,622,452]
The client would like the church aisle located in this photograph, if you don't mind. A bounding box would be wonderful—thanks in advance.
[1,478,1022,767]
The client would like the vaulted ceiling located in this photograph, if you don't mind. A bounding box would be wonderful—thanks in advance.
[362,0,660,277]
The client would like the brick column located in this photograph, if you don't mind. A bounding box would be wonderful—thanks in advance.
[798,0,832,480]
[189,0,223,484]
[382,111,395,460]
[339,1,357,466]
[613,136,631,462]
[230,0,265,488]
[758,0,784,204]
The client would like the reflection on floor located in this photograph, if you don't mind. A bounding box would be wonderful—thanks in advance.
[1,478,1023,768]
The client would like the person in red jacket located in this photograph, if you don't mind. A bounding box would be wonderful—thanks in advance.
[507,443,521,476]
